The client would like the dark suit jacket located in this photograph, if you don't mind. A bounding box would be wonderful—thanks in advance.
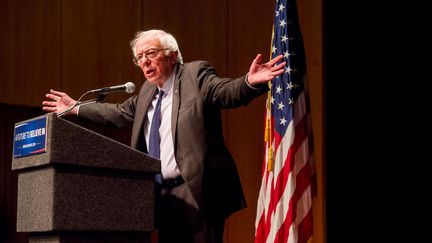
[79,61,267,220]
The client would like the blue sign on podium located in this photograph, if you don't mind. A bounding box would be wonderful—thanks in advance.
[13,116,47,158]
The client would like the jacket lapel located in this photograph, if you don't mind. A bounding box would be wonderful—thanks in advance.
[171,64,183,152]
[131,82,158,150]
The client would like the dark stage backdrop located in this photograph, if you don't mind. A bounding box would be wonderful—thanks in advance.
[325,1,432,242]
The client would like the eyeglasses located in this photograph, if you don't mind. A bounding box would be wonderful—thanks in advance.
[133,48,169,65]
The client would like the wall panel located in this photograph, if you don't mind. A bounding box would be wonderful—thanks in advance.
[62,0,143,103]
[225,0,274,242]
[0,0,62,106]
[141,0,228,75]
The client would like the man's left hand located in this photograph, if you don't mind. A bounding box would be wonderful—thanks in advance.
[247,54,285,85]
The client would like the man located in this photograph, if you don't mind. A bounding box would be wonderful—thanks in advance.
[43,29,285,243]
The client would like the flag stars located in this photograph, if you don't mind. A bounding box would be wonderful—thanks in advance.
[279,19,287,28]
[257,0,315,238]
[277,102,285,110]
[279,3,285,11]
[280,117,287,126]
[275,86,282,94]
[287,82,299,90]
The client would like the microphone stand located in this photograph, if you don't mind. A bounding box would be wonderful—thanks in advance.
[57,91,107,118]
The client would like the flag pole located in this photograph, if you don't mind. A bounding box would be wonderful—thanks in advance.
[266,28,275,172]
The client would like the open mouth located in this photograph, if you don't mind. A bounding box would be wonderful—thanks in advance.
[146,69,157,76]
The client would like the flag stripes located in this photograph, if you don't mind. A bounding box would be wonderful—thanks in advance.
[254,0,316,242]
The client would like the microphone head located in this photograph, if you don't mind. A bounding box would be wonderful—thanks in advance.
[125,82,135,93]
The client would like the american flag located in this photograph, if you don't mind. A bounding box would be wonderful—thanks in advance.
[254,0,316,242]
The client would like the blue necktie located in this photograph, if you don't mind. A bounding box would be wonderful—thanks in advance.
[148,90,164,183]
[149,89,164,159]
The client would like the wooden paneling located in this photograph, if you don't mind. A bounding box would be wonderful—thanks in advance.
[141,0,228,75]
[225,1,274,242]
[62,0,143,104]
[0,0,62,107]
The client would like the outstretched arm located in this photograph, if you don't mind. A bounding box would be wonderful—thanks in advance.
[247,54,285,86]
[42,89,78,115]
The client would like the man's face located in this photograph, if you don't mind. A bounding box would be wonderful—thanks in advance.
[135,38,177,87]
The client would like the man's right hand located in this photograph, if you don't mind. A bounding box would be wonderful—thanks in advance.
[42,89,78,115]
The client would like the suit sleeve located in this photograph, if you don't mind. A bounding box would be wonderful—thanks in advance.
[77,95,138,127]
[193,61,269,108]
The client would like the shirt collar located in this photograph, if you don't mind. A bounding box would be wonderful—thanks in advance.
[159,66,177,95]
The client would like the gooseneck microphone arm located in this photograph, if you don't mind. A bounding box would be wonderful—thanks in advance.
[57,82,135,118]
[57,90,103,118]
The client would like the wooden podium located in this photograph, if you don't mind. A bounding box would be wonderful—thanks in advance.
[11,113,160,243]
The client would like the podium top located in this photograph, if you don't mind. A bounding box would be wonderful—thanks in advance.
[12,113,160,174]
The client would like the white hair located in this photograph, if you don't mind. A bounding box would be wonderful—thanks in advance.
[130,29,183,64]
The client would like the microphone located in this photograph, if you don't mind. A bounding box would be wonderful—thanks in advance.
[57,82,136,117]
[89,82,135,95]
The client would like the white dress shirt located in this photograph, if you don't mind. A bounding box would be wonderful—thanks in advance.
[144,69,181,180]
